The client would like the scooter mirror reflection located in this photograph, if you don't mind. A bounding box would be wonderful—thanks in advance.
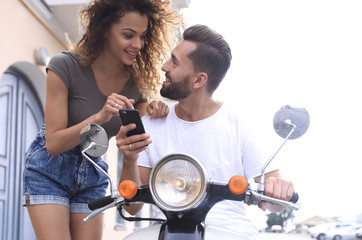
[273,105,310,140]
[80,123,108,157]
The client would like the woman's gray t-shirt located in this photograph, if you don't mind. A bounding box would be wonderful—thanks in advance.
[46,51,147,138]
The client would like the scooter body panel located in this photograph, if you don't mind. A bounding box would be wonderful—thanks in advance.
[204,225,249,240]
[123,224,161,240]
[123,224,249,240]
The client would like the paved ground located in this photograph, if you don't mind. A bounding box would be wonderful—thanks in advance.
[258,233,313,239]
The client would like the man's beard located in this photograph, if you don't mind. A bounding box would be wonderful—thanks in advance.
[160,76,191,100]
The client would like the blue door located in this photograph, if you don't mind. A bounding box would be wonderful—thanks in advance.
[0,69,43,240]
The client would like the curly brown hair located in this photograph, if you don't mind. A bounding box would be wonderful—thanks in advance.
[73,0,182,99]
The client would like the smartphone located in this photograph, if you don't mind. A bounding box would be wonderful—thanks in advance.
[119,109,146,137]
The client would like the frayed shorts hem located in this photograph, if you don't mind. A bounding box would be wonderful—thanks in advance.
[22,195,93,213]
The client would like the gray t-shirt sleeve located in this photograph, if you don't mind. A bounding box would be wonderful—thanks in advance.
[46,52,77,89]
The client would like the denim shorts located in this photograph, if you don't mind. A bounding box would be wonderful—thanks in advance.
[22,125,109,213]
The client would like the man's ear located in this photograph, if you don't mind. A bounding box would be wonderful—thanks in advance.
[193,72,208,89]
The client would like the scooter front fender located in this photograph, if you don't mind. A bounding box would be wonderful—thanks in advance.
[204,225,250,240]
[123,224,249,240]
[123,224,161,240]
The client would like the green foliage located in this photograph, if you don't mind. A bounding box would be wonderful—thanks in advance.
[266,208,294,230]
[267,212,283,228]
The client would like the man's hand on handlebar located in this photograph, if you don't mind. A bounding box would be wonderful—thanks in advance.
[258,171,295,212]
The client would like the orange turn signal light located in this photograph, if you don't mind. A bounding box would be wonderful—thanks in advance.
[228,175,248,195]
[118,180,138,199]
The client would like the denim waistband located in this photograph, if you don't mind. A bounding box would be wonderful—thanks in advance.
[34,124,100,162]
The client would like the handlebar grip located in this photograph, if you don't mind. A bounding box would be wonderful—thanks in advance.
[88,195,113,210]
[289,192,299,203]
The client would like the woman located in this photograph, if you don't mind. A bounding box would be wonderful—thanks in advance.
[22,0,181,239]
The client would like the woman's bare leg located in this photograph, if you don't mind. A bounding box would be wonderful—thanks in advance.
[27,205,71,240]
[70,213,103,240]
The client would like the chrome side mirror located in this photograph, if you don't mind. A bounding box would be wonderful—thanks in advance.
[79,123,119,199]
[80,123,108,157]
[259,105,310,193]
[273,105,310,140]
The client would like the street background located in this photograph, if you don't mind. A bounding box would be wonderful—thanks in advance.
[259,232,312,239]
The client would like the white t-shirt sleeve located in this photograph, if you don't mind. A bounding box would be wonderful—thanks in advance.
[138,148,152,168]
[137,114,152,168]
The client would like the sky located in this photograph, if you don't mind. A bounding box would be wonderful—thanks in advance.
[182,0,362,223]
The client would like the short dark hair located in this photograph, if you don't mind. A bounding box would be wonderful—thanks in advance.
[183,24,232,94]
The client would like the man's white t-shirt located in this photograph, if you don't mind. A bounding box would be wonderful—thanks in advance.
[138,102,267,237]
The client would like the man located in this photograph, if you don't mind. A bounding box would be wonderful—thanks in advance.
[116,24,294,238]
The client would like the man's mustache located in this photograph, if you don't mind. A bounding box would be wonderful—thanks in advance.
[165,73,171,80]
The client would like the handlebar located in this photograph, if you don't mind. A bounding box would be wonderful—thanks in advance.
[289,192,299,203]
[88,195,114,210]
[244,191,300,210]
[83,197,125,223]
[84,184,300,223]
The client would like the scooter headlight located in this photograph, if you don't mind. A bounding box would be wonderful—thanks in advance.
[149,154,207,212]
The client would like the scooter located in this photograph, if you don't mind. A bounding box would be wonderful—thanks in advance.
[79,105,310,240]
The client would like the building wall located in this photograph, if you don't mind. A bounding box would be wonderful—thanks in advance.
[0,0,66,76]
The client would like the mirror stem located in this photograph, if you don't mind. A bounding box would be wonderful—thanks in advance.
[258,122,296,193]
[82,144,120,199]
